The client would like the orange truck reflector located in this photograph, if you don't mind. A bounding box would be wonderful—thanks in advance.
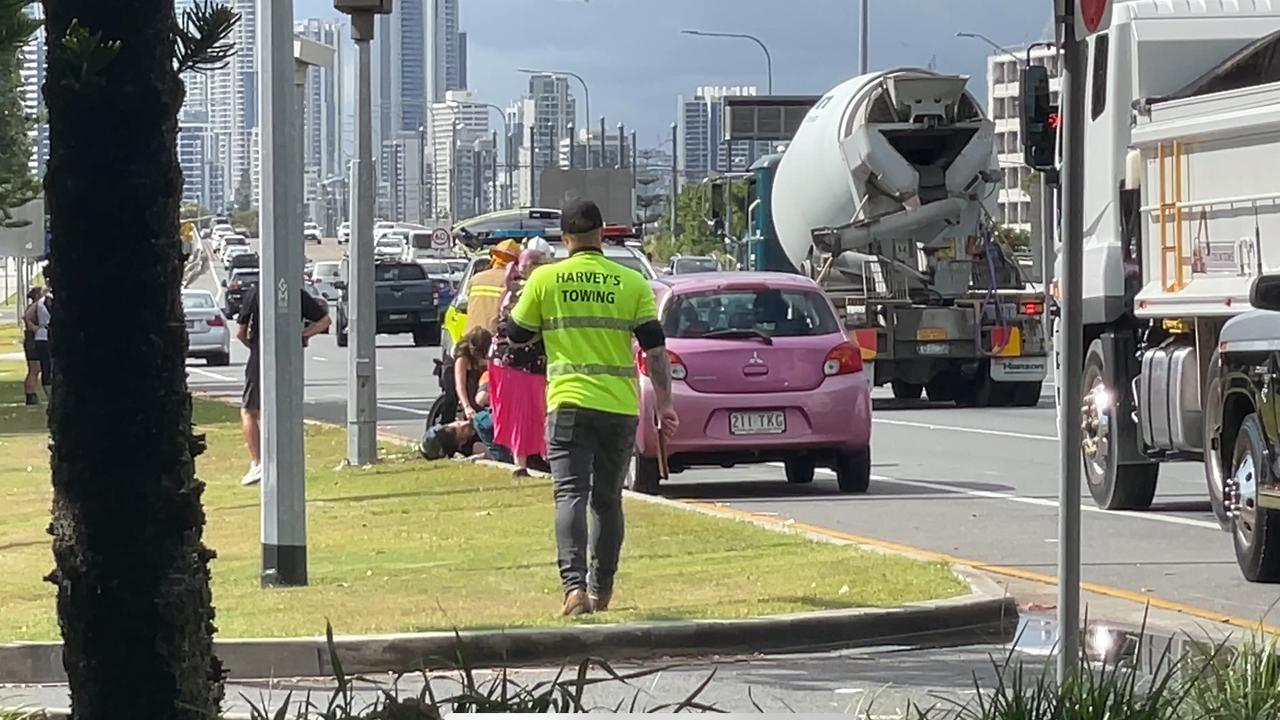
[853,329,878,361]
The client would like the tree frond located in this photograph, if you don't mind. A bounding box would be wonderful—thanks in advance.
[0,0,39,56]
[55,19,121,92]
[175,1,239,74]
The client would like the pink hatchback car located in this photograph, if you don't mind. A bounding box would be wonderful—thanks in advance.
[632,272,872,494]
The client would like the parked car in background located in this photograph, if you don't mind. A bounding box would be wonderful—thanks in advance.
[338,221,351,245]
[226,251,259,274]
[335,261,445,348]
[667,255,721,275]
[309,260,343,302]
[183,289,231,366]
[373,233,407,261]
[217,233,248,257]
[222,243,254,268]
[630,273,872,495]
[222,267,260,319]
[304,221,323,245]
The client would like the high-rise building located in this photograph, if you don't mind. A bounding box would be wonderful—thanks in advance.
[178,117,225,213]
[18,4,46,177]
[298,19,345,183]
[205,0,260,209]
[378,131,430,224]
[427,0,465,104]
[558,129,633,171]
[986,45,1061,232]
[507,74,576,207]
[677,86,772,184]
[430,91,489,221]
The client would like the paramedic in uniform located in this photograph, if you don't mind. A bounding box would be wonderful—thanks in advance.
[508,199,678,617]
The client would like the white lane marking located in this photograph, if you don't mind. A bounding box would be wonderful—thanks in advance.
[378,403,431,416]
[189,367,238,383]
[763,462,1222,532]
[874,417,1057,442]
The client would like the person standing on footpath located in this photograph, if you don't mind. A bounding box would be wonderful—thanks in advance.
[508,199,679,617]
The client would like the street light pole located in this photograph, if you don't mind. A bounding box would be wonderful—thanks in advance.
[956,31,1023,64]
[518,68,591,167]
[468,102,512,210]
[859,0,869,75]
[681,30,773,94]
[336,2,387,469]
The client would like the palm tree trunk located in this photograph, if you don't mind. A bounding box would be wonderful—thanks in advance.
[42,1,223,717]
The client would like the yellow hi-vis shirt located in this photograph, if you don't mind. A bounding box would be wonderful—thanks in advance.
[464,266,508,334]
[510,249,658,416]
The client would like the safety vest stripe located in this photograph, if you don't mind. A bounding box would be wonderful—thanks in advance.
[469,286,503,297]
[547,363,636,379]
[544,317,636,332]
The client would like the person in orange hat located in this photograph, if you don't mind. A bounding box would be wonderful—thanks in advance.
[463,239,521,336]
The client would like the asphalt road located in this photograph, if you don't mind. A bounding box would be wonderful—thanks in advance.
[186,245,1280,631]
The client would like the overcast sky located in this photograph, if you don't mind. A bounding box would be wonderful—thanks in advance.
[295,0,1052,146]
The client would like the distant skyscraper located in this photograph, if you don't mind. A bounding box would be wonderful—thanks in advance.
[298,19,345,182]
[204,0,260,208]
[678,86,772,184]
[18,4,46,177]
[427,0,464,104]
[431,91,489,221]
[457,32,468,90]
[508,74,576,206]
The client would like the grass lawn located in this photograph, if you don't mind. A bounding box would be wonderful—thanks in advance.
[0,362,966,642]
[0,323,21,351]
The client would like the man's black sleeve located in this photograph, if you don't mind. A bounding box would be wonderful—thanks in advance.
[507,323,536,344]
[633,320,665,352]
[238,287,258,324]
[300,289,329,322]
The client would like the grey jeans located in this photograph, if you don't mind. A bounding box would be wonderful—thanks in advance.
[547,406,639,596]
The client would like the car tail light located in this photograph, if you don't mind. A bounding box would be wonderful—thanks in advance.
[637,349,687,380]
[1021,299,1044,316]
[207,314,225,327]
[229,280,241,290]
[823,341,863,377]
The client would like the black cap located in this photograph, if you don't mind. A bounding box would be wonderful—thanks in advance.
[560,198,604,235]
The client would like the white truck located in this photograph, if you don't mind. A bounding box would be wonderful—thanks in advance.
[1024,2,1280,577]
[713,69,1050,406]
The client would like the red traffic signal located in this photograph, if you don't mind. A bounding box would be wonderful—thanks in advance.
[1048,112,1061,130]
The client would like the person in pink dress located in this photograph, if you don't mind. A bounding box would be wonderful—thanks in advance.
[490,242,552,477]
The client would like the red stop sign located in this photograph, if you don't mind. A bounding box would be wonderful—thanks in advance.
[1080,0,1110,33]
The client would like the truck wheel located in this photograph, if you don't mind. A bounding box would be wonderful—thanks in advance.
[1010,382,1043,408]
[785,458,816,484]
[891,380,924,400]
[1203,350,1232,529]
[337,329,349,348]
[1230,414,1280,582]
[954,366,995,408]
[1082,339,1158,510]
[628,453,661,495]
[834,449,871,493]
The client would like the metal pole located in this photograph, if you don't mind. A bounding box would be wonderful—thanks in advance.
[567,122,576,169]
[1057,12,1086,684]
[260,0,306,586]
[529,123,536,207]
[451,119,460,221]
[599,116,606,170]
[670,122,679,240]
[490,131,498,213]
[347,15,378,467]
[617,122,625,169]
[859,0,869,75]
[1041,172,1056,342]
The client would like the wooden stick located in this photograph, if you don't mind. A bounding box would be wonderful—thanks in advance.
[656,418,670,479]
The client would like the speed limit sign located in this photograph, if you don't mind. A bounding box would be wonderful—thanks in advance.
[431,227,451,251]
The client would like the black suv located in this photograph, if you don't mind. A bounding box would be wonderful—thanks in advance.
[335,261,446,347]
[222,268,259,319]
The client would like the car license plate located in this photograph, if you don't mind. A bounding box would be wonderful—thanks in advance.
[918,342,949,356]
[186,320,196,330]
[730,411,786,436]
[388,313,409,321]
[916,327,947,341]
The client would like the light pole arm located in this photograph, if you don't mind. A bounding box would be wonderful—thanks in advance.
[745,35,773,95]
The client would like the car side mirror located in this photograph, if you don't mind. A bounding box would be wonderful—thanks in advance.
[221,279,227,288]
[455,296,469,312]
[1020,64,1058,171]
[333,280,348,291]
[1250,274,1280,311]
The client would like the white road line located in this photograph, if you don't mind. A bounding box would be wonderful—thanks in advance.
[378,403,431,416]
[188,367,238,383]
[763,461,1222,532]
[873,417,1057,442]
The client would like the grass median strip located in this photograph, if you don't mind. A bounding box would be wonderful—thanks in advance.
[0,362,965,641]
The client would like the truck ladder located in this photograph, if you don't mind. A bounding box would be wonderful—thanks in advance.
[1157,141,1187,292]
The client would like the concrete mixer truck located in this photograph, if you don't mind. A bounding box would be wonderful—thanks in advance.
[713,69,1048,406]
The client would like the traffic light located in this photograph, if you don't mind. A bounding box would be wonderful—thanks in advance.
[1020,65,1058,170]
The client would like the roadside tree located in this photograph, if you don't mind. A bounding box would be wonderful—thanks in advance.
[41,1,237,717]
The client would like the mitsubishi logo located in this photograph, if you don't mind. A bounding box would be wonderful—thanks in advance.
[747,352,765,366]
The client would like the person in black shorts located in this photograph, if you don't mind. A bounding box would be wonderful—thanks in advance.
[21,287,47,406]
[235,284,330,486]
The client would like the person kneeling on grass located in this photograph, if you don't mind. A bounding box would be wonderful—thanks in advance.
[420,402,508,461]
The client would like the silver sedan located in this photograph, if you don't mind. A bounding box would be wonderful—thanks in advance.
[183,290,231,366]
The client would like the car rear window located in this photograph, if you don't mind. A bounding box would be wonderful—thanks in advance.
[663,289,839,339]
[182,293,216,310]
[376,264,426,282]
[675,258,719,273]
[420,261,450,275]
[234,271,259,284]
